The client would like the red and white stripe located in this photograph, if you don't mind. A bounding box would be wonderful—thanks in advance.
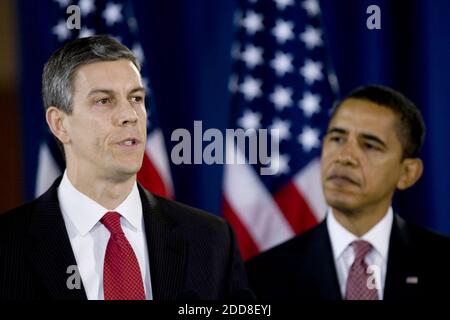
[137,128,173,198]
[223,145,327,260]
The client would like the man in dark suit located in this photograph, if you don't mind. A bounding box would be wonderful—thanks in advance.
[0,35,249,300]
[246,85,450,300]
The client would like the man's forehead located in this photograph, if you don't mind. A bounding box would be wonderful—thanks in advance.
[73,59,143,96]
[73,59,142,90]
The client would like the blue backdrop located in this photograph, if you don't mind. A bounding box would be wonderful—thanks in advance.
[17,0,450,234]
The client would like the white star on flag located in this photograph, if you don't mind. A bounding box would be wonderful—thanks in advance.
[270,118,291,141]
[132,43,145,65]
[241,45,264,68]
[270,86,293,110]
[78,27,95,38]
[240,76,263,101]
[271,153,290,176]
[103,2,123,26]
[274,0,294,10]
[302,0,321,17]
[238,109,262,130]
[270,51,294,77]
[299,91,321,117]
[241,11,264,35]
[300,25,323,50]
[300,59,323,84]
[54,0,71,9]
[52,20,71,41]
[79,0,95,16]
[272,19,295,44]
[298,126,320,152]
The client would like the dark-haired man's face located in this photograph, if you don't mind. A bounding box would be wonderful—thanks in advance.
[63,59,147,182]
[320,98,417,217]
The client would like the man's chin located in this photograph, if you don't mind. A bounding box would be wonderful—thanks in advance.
[325,193,359,213]
[110,163,143,180]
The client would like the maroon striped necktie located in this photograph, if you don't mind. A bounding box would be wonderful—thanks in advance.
[101,211,146,300]
[345,240,379,300]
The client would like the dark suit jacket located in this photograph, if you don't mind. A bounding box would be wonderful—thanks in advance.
[246,215,450,300]
[0,177,249,300]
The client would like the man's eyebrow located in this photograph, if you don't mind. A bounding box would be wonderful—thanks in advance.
[327,127,387,147]
[129,87,146,94]
[87,87,146,97]
[87,89,114,97]
[360,133,387,147]
[327,127,348,135]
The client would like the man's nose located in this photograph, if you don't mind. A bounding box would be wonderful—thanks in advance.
[117,99,138,126]
[336,140,359,166]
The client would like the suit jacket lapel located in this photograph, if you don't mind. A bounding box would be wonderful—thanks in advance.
[384,215,418,300]
[27,178,87,300]
[315,221,342,300]
[139,186,187,300]
[299,221,342,300]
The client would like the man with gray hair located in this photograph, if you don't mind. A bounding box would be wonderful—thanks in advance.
[0,35,250,300]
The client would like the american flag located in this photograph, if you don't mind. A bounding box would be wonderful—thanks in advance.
[224,0,338,260]
[35,0,173,198]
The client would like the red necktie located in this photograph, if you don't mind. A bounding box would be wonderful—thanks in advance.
[345,240,379,300]
[101,211,146,300]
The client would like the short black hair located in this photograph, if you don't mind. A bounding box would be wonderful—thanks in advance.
[330,85,425,159]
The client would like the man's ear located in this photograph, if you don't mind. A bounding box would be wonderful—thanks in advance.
[397,158,423,190]
[46,106,70,144]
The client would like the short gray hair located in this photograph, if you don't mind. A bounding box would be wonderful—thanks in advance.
[42,35,141,114]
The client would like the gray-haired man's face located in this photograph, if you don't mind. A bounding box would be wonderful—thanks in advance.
[62,59,147,181]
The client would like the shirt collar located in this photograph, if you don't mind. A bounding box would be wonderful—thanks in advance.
[58,170,143,236]
[327,207,393,260]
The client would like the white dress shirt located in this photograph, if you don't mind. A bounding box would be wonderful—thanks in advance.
[58,170,153,300]
[326,207,393,299]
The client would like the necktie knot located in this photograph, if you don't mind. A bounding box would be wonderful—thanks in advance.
[101,211,124,236]
[351,240,372,262]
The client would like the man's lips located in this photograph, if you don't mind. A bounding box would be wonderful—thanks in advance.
[116,137,141,147]
[327,174,360,186]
